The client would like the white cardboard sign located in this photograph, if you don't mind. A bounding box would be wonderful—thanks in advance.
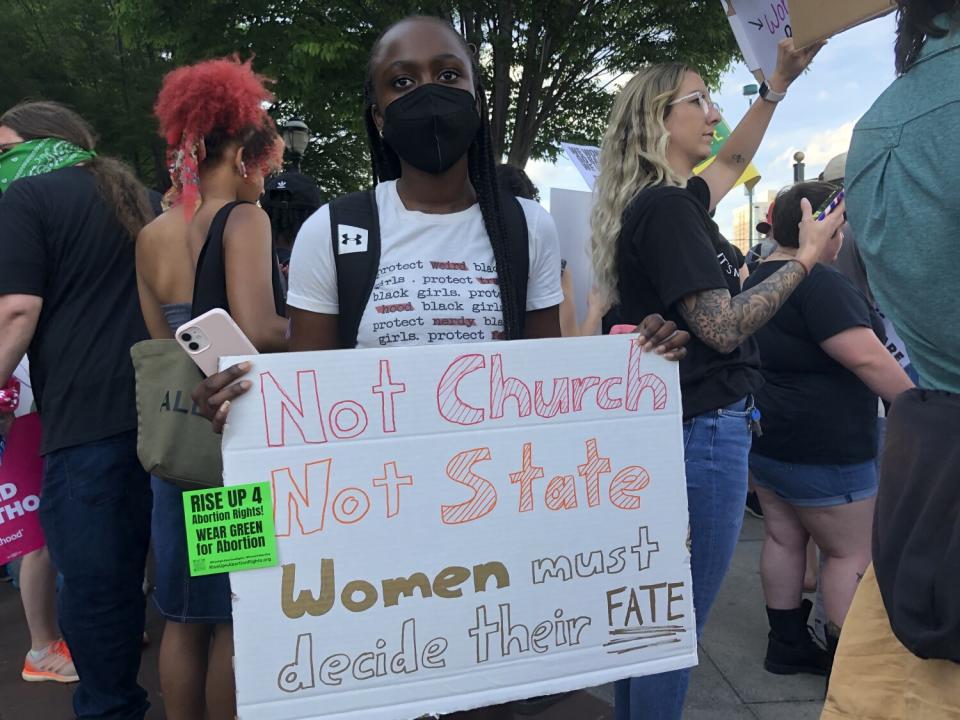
[560,143,602,190]
[222,336,695,719]
[722,0,792,81]
[551,187,596,327]
[790,0,895,48]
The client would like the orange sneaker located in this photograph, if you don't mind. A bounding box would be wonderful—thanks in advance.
[22,640,79,683]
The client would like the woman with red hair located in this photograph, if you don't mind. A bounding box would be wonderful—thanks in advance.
[141,56,286,720]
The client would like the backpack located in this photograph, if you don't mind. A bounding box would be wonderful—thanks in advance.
[328,187,529,349]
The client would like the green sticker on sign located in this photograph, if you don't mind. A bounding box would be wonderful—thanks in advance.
[182,482,278,577]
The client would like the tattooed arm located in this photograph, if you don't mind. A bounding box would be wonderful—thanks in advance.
[679,194,845,353]
[678,260,808,354]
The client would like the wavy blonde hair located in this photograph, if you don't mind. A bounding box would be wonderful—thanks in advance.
[591,63,692,305]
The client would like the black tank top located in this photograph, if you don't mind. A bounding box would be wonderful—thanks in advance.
[192,200,286,317]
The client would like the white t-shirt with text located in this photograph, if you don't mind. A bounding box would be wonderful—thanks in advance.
[287,181,564,348]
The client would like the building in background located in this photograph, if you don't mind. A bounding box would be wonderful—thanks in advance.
[732,190,777,253]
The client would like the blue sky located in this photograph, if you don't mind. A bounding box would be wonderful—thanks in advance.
[526,12,898,240]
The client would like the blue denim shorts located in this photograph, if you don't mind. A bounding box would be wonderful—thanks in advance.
[151,476,232,623]
[749,453,878,508]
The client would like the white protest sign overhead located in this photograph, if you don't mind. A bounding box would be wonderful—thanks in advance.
[221,336,696,719]
[551,187,595,326]
[561,142,601,190]
[721,0,792,82]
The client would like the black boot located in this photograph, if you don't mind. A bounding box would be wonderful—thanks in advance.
[823,623,841,695]
[764,599,831,676]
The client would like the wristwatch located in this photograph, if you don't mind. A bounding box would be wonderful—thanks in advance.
[759,81,786,103]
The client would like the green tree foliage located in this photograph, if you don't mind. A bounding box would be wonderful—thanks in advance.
[453,0,739,165]
[0,0,170,182]
[0,0,738,193]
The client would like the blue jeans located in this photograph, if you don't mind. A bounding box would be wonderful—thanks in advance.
[40,431,152,719]
[750,454,878,507]
[616,398,752,720]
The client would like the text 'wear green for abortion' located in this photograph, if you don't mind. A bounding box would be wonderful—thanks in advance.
[183,482,278,577]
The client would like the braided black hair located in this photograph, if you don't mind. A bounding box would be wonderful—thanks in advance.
[363,16,522,340]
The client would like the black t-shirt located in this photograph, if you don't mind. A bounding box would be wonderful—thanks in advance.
[745,261,885,464]
[730,243,745,270]
[0,167,148,454]
[608,176,762,419]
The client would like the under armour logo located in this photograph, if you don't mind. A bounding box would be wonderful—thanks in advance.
[336,224,368,255]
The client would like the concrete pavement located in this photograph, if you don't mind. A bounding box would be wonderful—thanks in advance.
[0,515,825,720]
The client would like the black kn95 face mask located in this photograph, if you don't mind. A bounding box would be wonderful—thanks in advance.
[382,84,480,175]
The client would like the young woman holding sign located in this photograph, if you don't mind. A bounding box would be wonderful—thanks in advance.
[590,39,845,719]
[193,15,690,719]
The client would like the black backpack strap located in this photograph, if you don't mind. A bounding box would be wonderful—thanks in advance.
[499,190,529,340]
[192,200,251,316]
[328,188,381,349]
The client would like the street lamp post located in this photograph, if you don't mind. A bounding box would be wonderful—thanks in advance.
[743,84,759,252]
[281,118,310,172]
[793,151,806,183]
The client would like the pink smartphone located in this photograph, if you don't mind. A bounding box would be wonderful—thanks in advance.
[176,309,258,377]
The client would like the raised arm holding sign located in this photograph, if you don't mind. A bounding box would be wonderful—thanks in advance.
[698,37,825,211]
[589,32,842,718]
[722,0,795,81]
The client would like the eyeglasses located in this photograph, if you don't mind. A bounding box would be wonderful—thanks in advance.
[669,91,720,117]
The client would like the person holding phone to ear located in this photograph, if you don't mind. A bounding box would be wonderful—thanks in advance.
[745,182,913,679]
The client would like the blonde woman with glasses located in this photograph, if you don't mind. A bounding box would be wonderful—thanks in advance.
[591,40,845,720]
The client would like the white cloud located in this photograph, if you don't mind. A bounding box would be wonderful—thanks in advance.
[773,120,856,173]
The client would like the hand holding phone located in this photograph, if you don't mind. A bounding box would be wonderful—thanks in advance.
[797,194,846,271]
[176,309,258,377]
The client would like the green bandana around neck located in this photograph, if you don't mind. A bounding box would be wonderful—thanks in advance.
[0,138,96,194]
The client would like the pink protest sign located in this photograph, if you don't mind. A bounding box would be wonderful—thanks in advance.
[0,412,45,564]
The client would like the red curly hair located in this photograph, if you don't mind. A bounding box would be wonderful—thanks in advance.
[154,56,283,213]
